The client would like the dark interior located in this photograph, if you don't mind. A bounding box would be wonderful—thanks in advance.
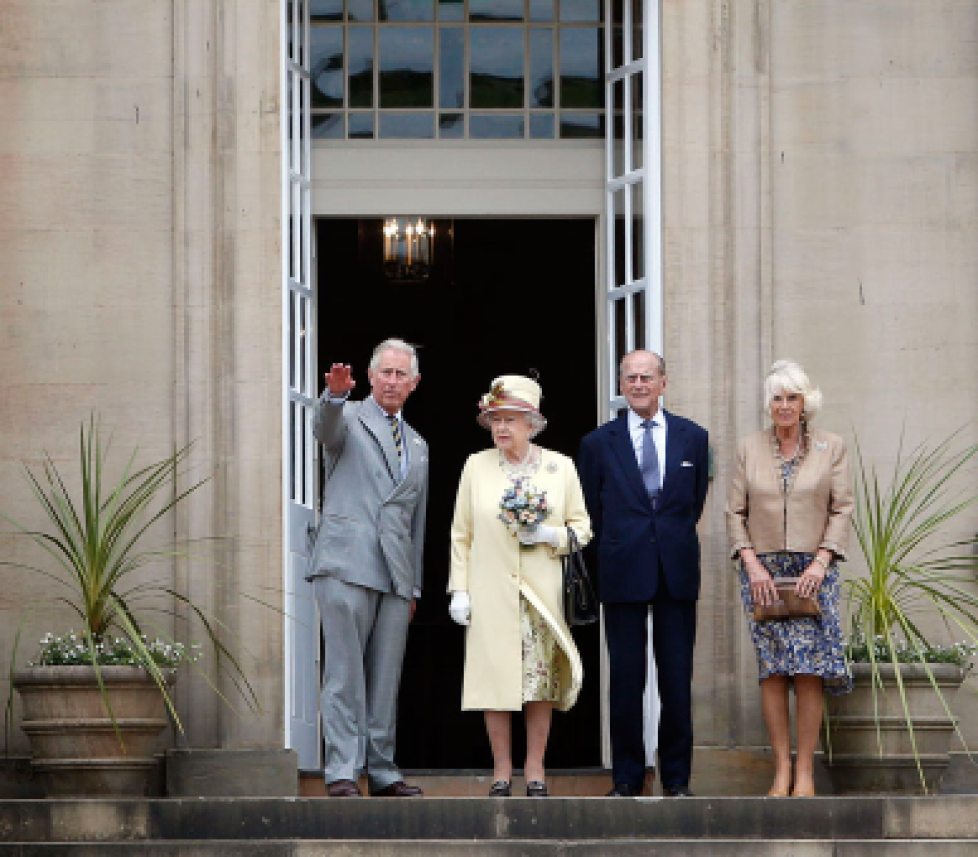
[316,217,600,770]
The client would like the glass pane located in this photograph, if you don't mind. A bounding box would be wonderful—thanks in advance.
[611,0,624,26]
[296,0,306,66]
[631,0,643,62]
[348,27,374,107]
[633,289,646,350]
[310,0,343,21]
[287,1,294,61]
[470,114,524,139]
[290,401,297,501]
[379,111,435,137]
[560,27,602,108]
[529,28,554,108]
[611,188,625,287]
[289,290,297,388]
[612,26,623,69]
[311,113,344,137]
[470,0,523,22]
[438,0,464,21]
[560,111,603,138]
[612,123,624,178]
[439,27,464,108]
[529,113,555,138]
[439,112,464,137]
[310,26,344,108]
[379,26,434,107]
[299,295,308,394]
[379,0,435,22]
[614,296,628,368]
[349,112,375,137]
[470,28,524,108]
[287,72,295,171]
[560,0,601,23]
[631,180,644,283]
[288,211,295,279]
[349,0,374,21]
[631,74,643,171]
[529,0,554,22]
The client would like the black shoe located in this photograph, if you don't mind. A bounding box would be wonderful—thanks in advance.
[525,780,549,797]
[606,783,640,797]
[663,785,694,797]
[489,780,512,797]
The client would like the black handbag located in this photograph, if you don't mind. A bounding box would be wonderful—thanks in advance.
[562,527,599,626]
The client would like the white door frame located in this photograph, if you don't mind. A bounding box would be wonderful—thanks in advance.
[601,0,664,770]
[282,0,320,770]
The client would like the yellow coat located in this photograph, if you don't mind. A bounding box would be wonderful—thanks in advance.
[449,447,592,712]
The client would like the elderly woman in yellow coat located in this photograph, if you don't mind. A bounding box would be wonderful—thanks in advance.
[448,375,592,798]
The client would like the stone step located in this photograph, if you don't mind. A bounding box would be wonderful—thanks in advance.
[0,797,976,845]
[2,841,978,856]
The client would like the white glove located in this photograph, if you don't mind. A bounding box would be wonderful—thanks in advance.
[517,524,562,548]
[449,590,471,626]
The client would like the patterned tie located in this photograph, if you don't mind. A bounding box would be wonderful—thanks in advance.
[641,418,661,506]
[388,414,403,466]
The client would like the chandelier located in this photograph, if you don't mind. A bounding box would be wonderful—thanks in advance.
[383,217,435,282]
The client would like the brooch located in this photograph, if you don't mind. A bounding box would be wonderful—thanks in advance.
[546,461,558,474]
[815,441,827,451]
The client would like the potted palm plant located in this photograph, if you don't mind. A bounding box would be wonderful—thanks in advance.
[3,415,259,796]
[823,429,978,794]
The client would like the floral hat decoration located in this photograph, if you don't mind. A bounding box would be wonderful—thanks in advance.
[477,374,547,437]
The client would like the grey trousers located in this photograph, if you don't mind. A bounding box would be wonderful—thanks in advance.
[313,576,410,791]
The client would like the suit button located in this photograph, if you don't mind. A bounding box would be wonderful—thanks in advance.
[650,537,657,544]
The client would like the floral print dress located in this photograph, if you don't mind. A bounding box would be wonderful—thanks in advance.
[738,456,853,695]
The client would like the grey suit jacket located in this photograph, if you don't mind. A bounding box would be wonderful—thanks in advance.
[306,395,428,600]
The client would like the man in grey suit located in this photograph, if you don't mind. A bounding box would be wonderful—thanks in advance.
[307,338,428,798]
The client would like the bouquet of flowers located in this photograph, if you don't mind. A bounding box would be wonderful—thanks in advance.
[498,477,551,539]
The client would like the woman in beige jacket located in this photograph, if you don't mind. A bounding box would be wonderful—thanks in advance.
[726,360,854,798]
[448,375,591,797]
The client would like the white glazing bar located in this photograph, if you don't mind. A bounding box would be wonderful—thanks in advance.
[645,0,662,356]
[281,0,294,751]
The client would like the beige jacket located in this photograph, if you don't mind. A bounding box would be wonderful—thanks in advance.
[725,427,853,561]
[449,448,592,712]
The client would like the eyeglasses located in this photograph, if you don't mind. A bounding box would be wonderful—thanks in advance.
[623,374,659,384]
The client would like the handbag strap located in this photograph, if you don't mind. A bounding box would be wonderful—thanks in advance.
[565,526,581,553]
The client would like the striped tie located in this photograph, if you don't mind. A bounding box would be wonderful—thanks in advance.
[388,414,403,465]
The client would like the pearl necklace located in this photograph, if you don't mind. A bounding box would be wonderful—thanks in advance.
[498,444,539,480]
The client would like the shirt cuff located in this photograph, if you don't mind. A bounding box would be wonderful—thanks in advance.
[326,391,350,405]
[413,586,422,599]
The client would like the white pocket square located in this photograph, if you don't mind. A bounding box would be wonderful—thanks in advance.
[681,460,694,467]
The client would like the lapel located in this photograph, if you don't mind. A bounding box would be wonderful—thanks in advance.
[608,412,652,509]
[359,401,400,483]
[661,409,684,496]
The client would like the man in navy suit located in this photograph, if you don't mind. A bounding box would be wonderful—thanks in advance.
[578,350,709,797]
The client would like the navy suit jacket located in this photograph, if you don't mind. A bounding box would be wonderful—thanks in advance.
[578,409,709,603]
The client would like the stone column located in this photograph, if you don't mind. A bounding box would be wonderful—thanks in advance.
[171,0,285,751]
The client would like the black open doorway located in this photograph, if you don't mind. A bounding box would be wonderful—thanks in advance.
[316,218,600,770]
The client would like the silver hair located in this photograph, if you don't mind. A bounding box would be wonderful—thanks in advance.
[764,359,823,419]
[619,350,666,377]
[370,338,419,377]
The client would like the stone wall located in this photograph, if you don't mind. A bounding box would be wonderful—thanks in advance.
[662,0,978,750]
[0,0,284,753]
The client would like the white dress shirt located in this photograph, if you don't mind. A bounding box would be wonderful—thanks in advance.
[627,406,667,489]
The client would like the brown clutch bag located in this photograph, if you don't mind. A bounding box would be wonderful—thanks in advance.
[752,580,821,621]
